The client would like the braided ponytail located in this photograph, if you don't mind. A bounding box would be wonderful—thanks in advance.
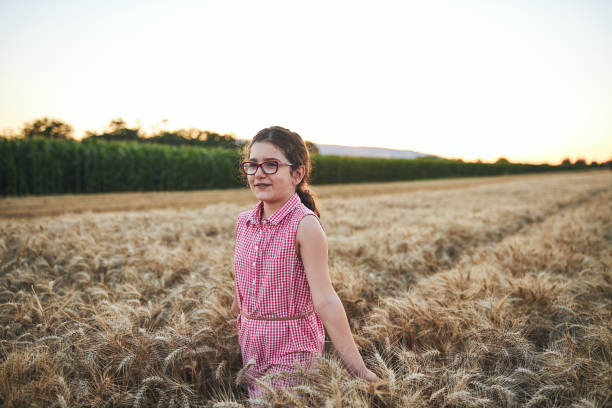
[296,182,320,218]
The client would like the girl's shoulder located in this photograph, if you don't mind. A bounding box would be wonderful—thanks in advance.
[292,202,325,232]
[290,202,316,221]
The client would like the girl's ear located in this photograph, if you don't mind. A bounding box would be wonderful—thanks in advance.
[292,165,306,185]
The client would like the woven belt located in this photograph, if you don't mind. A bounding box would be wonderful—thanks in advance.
[240,309,315,321]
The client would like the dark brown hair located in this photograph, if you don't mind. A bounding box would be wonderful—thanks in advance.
[242,126,320,217]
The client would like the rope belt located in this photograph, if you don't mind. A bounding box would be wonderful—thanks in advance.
[240,309,315,321]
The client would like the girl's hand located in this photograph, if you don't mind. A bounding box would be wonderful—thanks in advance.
[358,367,381,383]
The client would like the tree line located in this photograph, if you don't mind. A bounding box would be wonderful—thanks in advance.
[1,117,321,154]
[6,117,242,150]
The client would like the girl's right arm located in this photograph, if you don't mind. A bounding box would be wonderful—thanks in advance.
[232,215,241,318]
[231,284,240,317]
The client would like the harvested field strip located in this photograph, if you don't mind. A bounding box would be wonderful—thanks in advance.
[0,171,610,407]
[322,171,611,303]
[0,171,594,219]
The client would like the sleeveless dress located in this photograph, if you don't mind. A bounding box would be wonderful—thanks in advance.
[234,192,326,399]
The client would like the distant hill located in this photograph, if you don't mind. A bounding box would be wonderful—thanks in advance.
[315,143,441,160]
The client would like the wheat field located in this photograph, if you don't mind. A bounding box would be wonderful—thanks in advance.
[0,170,610,407]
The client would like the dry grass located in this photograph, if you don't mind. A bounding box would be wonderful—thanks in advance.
[0,170,610,407]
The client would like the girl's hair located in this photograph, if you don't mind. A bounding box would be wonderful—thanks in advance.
[242,126,320,217]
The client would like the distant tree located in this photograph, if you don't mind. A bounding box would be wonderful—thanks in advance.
[22,117,74,139]
[495,157,510,164]
[105,118,140,141]
[198,131,239,149]
[177,128,207,142]
[305,140,319,155]
[83,118,141,142]
[147,131,185,146]
[589,161,599,168]
[560,158,572,168]
[144,128,239,149]
[80,118,240,149]
[573,158,587,168]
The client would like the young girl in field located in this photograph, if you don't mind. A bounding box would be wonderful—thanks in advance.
[231,126,379,399]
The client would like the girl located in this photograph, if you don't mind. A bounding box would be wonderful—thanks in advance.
[231,126,379,399]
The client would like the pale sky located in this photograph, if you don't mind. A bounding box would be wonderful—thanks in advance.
[1,0,611,164]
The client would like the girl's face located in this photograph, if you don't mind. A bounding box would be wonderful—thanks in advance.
[247,141,304,204]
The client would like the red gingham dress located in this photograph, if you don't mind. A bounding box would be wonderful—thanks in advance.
[234,192,326,398]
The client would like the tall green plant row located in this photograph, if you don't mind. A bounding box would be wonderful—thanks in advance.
[1,137,577,196]
[0,138,244,196]
[309,155,566,183]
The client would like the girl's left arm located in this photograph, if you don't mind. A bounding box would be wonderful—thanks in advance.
[297,215,380,383]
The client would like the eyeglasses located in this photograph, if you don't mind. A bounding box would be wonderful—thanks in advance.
[241,160,293,175]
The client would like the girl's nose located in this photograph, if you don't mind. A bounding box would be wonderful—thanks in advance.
[253,166,268,177]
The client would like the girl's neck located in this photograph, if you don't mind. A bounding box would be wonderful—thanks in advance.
[261,192,295,220]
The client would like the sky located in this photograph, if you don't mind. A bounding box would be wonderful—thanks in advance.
[0,0,610,165]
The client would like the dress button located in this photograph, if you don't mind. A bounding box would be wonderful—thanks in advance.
[254,245,258,250]
[252,262,256,267]
[252,279,256,285]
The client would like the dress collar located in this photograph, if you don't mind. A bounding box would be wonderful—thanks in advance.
[246,192,301,226]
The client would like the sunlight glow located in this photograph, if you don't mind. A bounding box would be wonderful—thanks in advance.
[0,0,610,164]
